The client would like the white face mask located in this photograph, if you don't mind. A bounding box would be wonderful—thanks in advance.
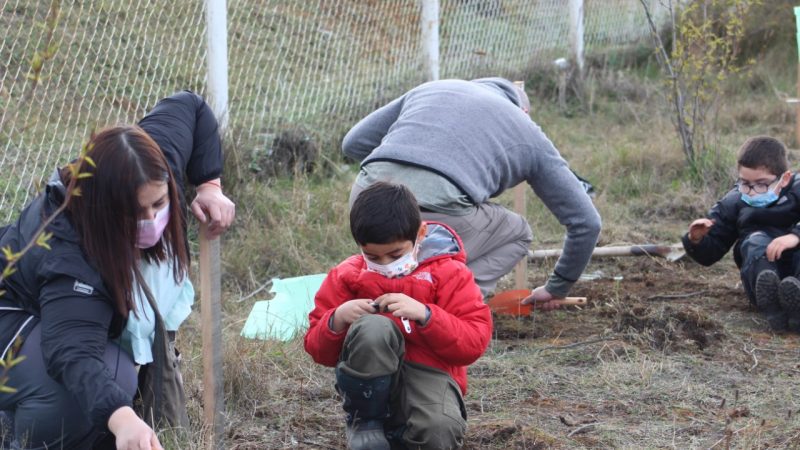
[363,243,419,279]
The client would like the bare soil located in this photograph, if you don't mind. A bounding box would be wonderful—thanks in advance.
[179,255,800,449]
[469,256,800,449]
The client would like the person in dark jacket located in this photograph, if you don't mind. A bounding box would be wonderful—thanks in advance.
[343,77,601,309]
[683,136,800,333]
[0,91,234,449]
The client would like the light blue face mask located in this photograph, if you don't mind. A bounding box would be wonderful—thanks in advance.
[741,190,779,208]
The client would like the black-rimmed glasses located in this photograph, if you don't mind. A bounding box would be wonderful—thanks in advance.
[735,177,779,195]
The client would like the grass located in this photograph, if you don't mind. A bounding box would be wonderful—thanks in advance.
[4,1,800,448]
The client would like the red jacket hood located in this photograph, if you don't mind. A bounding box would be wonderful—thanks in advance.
[346,220,467,273]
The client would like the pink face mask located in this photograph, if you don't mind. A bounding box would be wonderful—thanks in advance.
[136,202,170,249]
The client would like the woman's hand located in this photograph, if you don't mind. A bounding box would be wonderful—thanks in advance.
[331,299,376,332]
[191,179,235,239]
[373,293,427,322]
[108,406,163,450]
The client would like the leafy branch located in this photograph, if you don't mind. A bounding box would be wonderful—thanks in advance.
[1,143,94,286]
[0,0,62,151]
[0,338,25,394]
[0,0,65,394]
[0,141,94,393]
[639,0,759,170]
[23,0,62,101]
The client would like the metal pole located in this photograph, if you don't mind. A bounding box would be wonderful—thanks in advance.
[421,0,440,81]
[206,0,230,132]
[203,0,228,448]
[568,0,585,78]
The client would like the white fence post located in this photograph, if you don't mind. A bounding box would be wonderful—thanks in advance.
[203,0,228,449]
[421,0,440,81]
[569,0,585,78]
[206,0,230,131]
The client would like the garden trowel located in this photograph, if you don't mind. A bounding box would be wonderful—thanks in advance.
[487,289,588,316]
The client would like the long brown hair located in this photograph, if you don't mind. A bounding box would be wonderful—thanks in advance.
[63,125,188,317]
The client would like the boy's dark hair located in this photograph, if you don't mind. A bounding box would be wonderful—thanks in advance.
[350,182,421,246]
[737,136,788,175]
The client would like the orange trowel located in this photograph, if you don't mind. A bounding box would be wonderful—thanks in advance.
[487,289,588,316]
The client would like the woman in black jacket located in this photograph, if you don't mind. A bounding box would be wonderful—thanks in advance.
[0,91,234,449]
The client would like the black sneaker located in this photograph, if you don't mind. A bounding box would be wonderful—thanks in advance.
[755,270,787,331]
[779,276,800,333]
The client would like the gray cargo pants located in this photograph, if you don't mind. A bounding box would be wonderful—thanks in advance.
[421,203,532,297]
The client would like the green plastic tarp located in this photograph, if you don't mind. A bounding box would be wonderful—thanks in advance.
[240,273,327,341]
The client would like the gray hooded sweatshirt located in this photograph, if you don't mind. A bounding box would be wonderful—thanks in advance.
[343,78,601,295]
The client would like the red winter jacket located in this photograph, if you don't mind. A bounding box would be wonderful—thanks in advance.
[304,222,492,395]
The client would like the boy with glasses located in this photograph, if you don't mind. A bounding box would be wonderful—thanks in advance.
[683,136,800,332]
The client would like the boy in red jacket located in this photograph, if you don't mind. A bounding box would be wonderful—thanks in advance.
[304,182,492,450]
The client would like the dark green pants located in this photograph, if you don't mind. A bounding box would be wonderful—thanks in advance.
[338,315,467,450]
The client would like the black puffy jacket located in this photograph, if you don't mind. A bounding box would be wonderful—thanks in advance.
[682,174,800,268]
[0,90,221,428]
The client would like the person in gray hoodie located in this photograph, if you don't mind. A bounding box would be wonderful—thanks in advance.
[344,77,601,308]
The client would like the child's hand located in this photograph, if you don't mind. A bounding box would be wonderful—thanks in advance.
[688,218,714,243]
[373,293,427,322]
[332,299,376,332]
[766,234,800,261]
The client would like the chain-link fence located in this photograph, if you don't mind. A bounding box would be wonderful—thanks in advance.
[1,0,207,218]
[0,0,666,220]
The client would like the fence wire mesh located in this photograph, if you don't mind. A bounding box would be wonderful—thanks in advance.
[1,0,206,219]
[1,0,665,220]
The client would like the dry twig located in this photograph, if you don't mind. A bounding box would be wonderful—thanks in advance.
[708,424,752,449]
[743,345,759,371]
[235,278,273,303]
[646,291,706,301]
[539,336,619,351]
[567,422,601,437]
[300,440,338,450]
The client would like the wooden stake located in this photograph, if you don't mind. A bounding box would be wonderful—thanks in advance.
[512,80,527,291]
[513,183,527,290]
[199,224,224,449]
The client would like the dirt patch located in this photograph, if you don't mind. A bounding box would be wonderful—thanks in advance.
[465,420,560,449]
[492,314,547,340]
[612,304,725,352]
[250,128,319,178]
[491,258,733,354]
[470,257,800,449]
